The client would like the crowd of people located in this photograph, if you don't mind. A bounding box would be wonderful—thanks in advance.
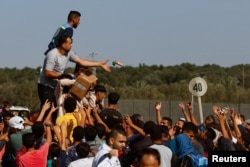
[1,83,250,167]
[0,10,250,167]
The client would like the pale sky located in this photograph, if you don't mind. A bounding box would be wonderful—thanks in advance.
[1,0,250,69]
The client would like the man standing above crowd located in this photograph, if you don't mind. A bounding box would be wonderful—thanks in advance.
[44,10,81,55]
[38,34,111,123]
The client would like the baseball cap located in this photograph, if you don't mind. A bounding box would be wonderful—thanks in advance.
[9,116,24,130]
[178,117,186,122]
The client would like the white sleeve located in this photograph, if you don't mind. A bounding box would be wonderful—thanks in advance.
[98,157,121,167]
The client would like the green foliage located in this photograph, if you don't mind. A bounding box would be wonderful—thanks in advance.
[0,63,249,111]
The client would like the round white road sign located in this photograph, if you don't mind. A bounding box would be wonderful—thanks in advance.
[189,77,207,97]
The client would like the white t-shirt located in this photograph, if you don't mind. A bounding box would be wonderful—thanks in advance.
[149,144,172,167]
[68,157,94,167]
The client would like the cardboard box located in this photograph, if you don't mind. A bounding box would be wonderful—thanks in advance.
[70,74,97,101]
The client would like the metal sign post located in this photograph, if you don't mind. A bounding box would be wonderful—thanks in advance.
[188,77,207,124]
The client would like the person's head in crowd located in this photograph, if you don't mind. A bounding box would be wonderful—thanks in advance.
[22,133,36,149]
[201,127,222,151]
[2,112,13,129]
[84,125,98,142]
[95,123,106,140]
[160,117,172,129]
[94,84,107,109]
[137,147,161,167]
[150,124,164,142]
[173,125,182,137]
[105,126,127,151]
[9,116,24,133]
[76,142,90,159]
[131,114,144,129]
[182,122,198,142]
[175,117,185,129]
[2,101,12,112]
[48,142,61,166]
[67,10,81,29]
[204,115,216,126]
[143,120,156,136]
[64,96,77,113]
[32,121,45,149]
[57,34,73,53]
[160,125,170,141]
[74,64,94,77]
[72,126,85,142]
[107,92,120,105]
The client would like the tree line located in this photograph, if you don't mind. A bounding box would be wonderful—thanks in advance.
[0,63,250,111]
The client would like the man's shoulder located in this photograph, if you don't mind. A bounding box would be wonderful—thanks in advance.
[99,108,122,118]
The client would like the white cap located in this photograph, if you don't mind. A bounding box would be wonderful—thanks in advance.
[9,116,24,130]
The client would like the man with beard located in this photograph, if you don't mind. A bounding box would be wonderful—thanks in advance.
[44,10,81,55]
[92,126,127,167]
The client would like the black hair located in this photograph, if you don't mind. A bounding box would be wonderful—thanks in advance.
[108,92,120,104]
[84,125,98,141]
[182,122,198,135]
[94,85,107,93]
[150,124,163,141]
[64,96,77,113]
[162,117,173,126]
[32,121,45,138]
[76,142,90,158]
[143,120,156,135]
[57,34,72,47]
[105,126,126,144]
[95,123,106,139]
[131,114,144,129]
[48,143,61,167]
[137,147,161,166]
[22,133,35,149]
[72,126,85,141]
[68,11,81,21]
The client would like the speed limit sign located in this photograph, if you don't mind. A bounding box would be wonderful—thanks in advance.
[189,77,207,97]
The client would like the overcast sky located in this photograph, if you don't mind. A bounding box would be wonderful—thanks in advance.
[1,0,250,69]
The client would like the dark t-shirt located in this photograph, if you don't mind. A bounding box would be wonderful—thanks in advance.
[44,23,73,55]
[99,108,123,129]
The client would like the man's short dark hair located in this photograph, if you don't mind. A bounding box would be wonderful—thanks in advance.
[108,92,120,104]
[58,34,71,47]
[162,117,173,126]
[72,126,85,141]
[143,120,156,135]
[76,142,90,158]
[68,11,81,21]
[105,126,126,144]
[150,124,163,141]
[94,85,107,93]
[138,148,161,166]
[22,133,35,149]
[32,121,44,138]
[84,125,98,141]
[95,123,106,139]
[64,96,77,113]
[182,122,198,135]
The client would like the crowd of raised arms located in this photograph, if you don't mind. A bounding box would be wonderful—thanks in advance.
[0,88,249,167]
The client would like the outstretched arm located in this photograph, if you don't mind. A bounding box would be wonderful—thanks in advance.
[178,102,191,122]
[74,58,111,72]
[155,101,162,124]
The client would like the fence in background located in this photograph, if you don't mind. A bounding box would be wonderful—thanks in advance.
[114,99,250,124]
